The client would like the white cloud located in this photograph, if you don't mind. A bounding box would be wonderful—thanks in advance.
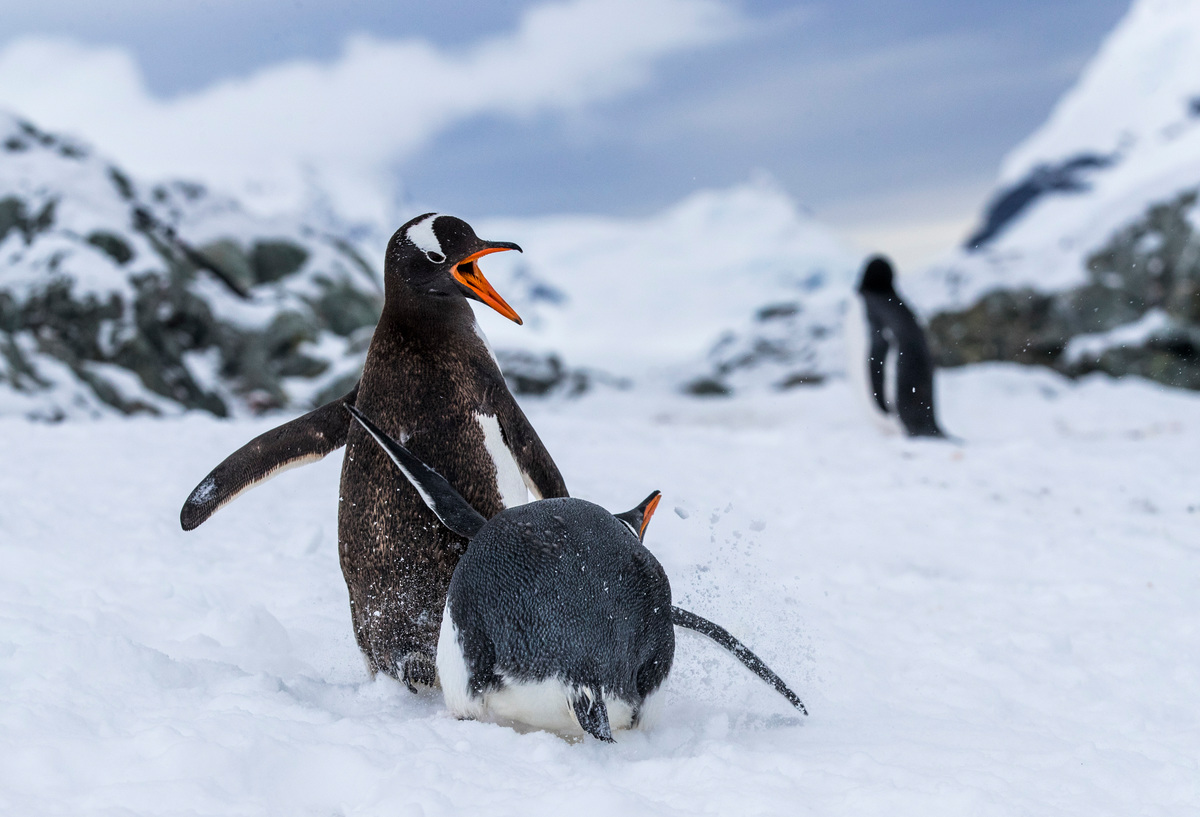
[0,0,739,225]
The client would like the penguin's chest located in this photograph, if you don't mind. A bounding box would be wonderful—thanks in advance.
[470,412,529,508]
[338,411,530,574]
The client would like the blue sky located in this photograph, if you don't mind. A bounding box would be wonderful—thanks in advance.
[0,0,1130,264]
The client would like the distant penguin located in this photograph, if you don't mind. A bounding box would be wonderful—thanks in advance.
[180,214,569,691]
[845,256,946,438]
[346,405,807,742]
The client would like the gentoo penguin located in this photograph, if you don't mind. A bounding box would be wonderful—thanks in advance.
[346,405,807,742]
[180,213,568,691]
[845,255,946,437]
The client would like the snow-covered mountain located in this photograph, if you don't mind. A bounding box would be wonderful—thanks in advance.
[0,108,859,417]
[0,111,384,420]
[915,0,1200,390]
[478,179,857,394]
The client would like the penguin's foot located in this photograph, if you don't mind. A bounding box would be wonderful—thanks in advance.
[398,651,440,694]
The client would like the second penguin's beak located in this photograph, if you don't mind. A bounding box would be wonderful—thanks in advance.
[453,243,523,325]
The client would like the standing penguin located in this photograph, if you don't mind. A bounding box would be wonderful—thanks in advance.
[845,255,946,438]
[180,214,568,691]
[345,405,807,742]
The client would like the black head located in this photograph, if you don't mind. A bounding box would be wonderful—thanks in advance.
[385,213,524,324]
[858,255,896,295]
[614,491,662,542]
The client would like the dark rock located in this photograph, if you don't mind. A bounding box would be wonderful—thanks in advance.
[965,154,1113,250]
[86,231,135,265]
[776,372,824,389]
[683,376,731,397]
[495,349,600,397]
[251,240,309,283]
[931,188,1200,390]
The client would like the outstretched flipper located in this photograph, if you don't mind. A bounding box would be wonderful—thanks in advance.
[569,686,615,743]
[345,405,488,539]
[180,384,359,530]
[671,606,808,716]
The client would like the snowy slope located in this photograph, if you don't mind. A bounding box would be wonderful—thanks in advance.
[2,365,1197,814]
[476,178,857,388]
[913,0,1200,311]
[0,111,382,420]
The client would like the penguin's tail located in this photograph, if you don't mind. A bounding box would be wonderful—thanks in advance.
[670,605,808,716]
[568,685,615,742]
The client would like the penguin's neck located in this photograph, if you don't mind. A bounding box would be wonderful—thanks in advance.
[378,289,475,342]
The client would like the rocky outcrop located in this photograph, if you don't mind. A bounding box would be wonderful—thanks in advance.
[684,295,844,396]
[929,189,1200,389]
[0,113,383,420]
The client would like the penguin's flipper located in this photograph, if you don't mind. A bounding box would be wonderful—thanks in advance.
[615,491,662,542]
[867,326,891,414]
[671,606,808,716]
[345,405,487,539]
[180,384,359,530]
[493,399,569,500]
[569,686,615,743]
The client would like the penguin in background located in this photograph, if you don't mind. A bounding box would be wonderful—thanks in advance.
[845,255,946,438]
[180,213,568,691]
[345,405,807,742]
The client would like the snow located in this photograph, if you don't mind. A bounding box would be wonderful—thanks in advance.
[2,364,1198,814]
[909,0,1200,313]
[476,177,856,380]
[1062,308,1173,364]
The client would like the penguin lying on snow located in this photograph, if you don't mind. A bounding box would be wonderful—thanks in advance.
[180,214,568,691]
[845,255,946,438]
[346,405,807,742]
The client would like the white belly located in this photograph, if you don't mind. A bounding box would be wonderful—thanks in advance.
[437,605,648,738]
[474,413,529,508]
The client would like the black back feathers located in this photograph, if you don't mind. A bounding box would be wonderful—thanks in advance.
[344,405,487,539]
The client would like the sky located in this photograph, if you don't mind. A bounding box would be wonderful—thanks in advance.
[0,0,1131,267]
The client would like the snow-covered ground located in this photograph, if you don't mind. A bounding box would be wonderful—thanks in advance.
[2,364,1197,815]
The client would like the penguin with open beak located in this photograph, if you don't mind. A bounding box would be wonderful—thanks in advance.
[346,405,807,742]
[180,214,569,691]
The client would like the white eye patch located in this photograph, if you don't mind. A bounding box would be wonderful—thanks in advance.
[407,213,445,257]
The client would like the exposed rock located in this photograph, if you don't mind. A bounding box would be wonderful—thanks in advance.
[687,294,844,395]
[495,348,627,397]
[929,189,1200,389]
[0,112,383,420]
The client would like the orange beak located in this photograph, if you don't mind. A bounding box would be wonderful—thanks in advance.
[453,246,522,325]
[639,492,662,538]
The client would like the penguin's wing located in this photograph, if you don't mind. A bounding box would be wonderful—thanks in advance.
[492,396,569,500]
[670,606,807,715]
[862,296,893,414]
[180,384,358,530]
[345,405,487,539]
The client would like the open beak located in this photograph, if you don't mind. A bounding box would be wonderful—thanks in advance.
[639,492,661,538]
[452,243,523,325]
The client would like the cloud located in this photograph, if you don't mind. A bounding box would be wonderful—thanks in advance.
[0,0,739,225]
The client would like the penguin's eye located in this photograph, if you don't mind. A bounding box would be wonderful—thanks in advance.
[425,251,446,265]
